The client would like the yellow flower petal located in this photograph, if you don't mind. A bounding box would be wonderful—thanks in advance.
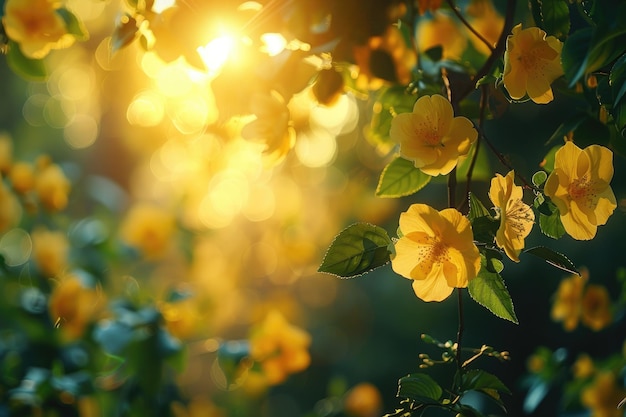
[502,24,563,104]
[545,142,616,240]
[489,171,534,262]
[411,266,455,302]
[392,204,480,302]
[390,95,477,176]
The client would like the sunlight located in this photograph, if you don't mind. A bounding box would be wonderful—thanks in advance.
[127,91,165,127]
[197,35,236,74]
[260,33,287,56]
[152,0,176,14]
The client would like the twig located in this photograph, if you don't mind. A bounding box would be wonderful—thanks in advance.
[457,0,517,102]
[455,287,464,372]
[446,0,494,53]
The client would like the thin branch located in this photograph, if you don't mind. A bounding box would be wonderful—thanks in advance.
[446,0,494,53]
[457,0,517,102]
[458,84,489,213]
[455,287,464,372]
[448,167,457,209]
[481,131,541,192]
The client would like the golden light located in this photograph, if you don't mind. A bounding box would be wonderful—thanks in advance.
[309,94,359,135]
[152,0,176,14]
[155,62,194,97]
[197,35,237,74]
[295,129,337,168]
[260,33,287,57]
[64,114,99,149]
[0,228,32,267]
[127,91,165,127]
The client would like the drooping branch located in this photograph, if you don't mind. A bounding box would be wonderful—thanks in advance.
[457,0,517,102]
[446,0,494,53]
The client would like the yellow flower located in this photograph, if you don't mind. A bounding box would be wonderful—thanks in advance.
[35,160,71,211]
[0,133,13,174]
[503,24,564,104]
[31,227,69,277]
[390,94,477,176]
[344,383,383,417]
[160,298,198,340]
[0,179,22,233]
[49,274,100,341]
[551,269,587,331]
[572,354,595,380]
[417,0,443,15]
[581,284,613,331]
[466,0,504,56]
[581,371,626,417]
[249,310,311,385]
[544,141,616,240]
[2,0,75,59]
[171,397,225,417]
[416,11,467,61]
[119,203,176,259]
[9,162,35,194]
[241,90,295,166]
[391,204,481,302]
[488,170,534,262]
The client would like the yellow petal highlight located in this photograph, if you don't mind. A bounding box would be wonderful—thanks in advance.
[503,24,564,104]
[544,142,617,240]
[2,0,76,59]
[391,203,480,302]
[489,170,534,262]
[390,95,477,176]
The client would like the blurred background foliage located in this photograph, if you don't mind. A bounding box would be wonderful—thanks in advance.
[0,0,625,416]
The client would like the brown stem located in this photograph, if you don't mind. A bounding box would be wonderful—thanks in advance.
[481,132,541,192]
[446,0,494,53]
[448,167,457,209]
[456,287,464,372]
[457,0,517,103]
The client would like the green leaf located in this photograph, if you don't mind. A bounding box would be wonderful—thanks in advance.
[461,369,511,395]
[457,405,488,417]
[540,146,560,173]
[397,373,442,403]
[524,246,578,275]
[532,171,547,187]
[545,113,586,145]
[57,8,89,41]
[541,0,570,39]
[111,14,139,53]
[610,54,626,106]
[318,223,392,278]
[468,192,493,220]
[460,369,511,411]
[376,157,431,198]
[468,254,518,324]
[5,41,47,81]
[585,31,626,79]
[538,199,565,239]
[423,45,443,62]
[468,193,498,244]
[562,27,592,86]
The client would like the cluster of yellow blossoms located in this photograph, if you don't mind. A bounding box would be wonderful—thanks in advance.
[2,0,78,59]
[0,134,71,224]
[387,21,616,302]
[551,268,613,332]
[248,310,311,385]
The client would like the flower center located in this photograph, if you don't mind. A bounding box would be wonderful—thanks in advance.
[416,237,450,273]
[568,175,592,201]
